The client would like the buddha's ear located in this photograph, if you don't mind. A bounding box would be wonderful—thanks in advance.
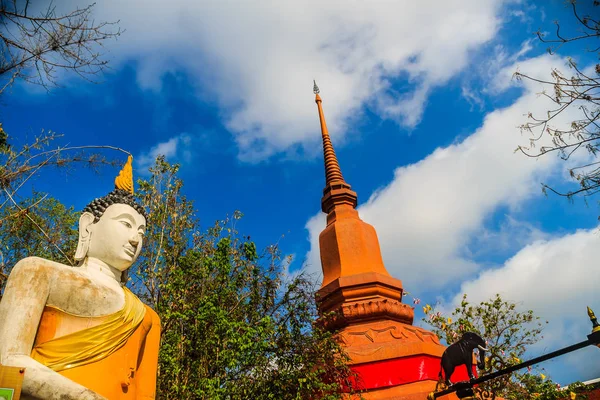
[74,212,95,262]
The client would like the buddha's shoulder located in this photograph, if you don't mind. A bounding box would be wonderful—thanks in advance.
[142,303,161,325]
[13,256,75,276]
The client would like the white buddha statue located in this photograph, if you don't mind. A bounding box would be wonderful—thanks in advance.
[0,156,160,399]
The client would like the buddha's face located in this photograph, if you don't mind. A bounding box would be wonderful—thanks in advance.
[86,203,146,271]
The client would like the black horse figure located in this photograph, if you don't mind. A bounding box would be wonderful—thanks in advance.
[439,332,488,386]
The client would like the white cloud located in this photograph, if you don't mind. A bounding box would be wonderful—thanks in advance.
[303,212,326,284]
[467,216,551,260]
[461,85,485,111]
[456,229,600,319]
[461,38,534,103]
[136,133,192,173]
[302,54,586,290]
[453,228,600,382]
[79,0,508,160]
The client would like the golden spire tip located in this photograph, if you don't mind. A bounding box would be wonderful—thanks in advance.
[588,306,600,333]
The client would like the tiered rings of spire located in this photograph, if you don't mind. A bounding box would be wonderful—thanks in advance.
[313,81,345,186]
[313,82,358,215]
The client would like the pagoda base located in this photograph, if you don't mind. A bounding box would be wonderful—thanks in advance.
[315,273,470,399]
[339,320,470,400]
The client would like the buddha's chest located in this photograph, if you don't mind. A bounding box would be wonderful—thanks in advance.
[46,275,125,316]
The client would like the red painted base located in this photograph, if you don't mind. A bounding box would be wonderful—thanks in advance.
[350,354,475,391]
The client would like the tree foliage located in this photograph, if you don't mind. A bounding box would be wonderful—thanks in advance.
[422,294,585,399]
[515,373,587,400]
[0,0,121,94]
[130,156,356,399]
[0,191,77,290]
[515,0,600,200]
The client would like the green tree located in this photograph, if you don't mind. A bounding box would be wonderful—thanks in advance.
[0,192,77,290]
[0,123,8,151]
[514,373,587,400]
[132,156,357,399]
[515,0,599,200]
[422,294,581,399]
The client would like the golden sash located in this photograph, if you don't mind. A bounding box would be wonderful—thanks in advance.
[31,287,146,372]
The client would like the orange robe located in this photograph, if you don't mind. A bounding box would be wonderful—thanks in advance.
[31,289,160,399]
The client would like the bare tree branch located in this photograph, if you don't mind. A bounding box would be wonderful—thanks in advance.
[0,1,121,94]
[516,0,600,200]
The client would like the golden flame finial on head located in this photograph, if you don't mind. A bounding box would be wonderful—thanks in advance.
[115,155,134,194]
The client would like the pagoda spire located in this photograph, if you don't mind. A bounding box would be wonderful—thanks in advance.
[314,81,345,185]
[313,81,357,214]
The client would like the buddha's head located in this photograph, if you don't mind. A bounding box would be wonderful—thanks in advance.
[74,156,147,283]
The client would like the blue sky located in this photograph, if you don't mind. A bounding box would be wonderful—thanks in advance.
[3,0,600,385]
